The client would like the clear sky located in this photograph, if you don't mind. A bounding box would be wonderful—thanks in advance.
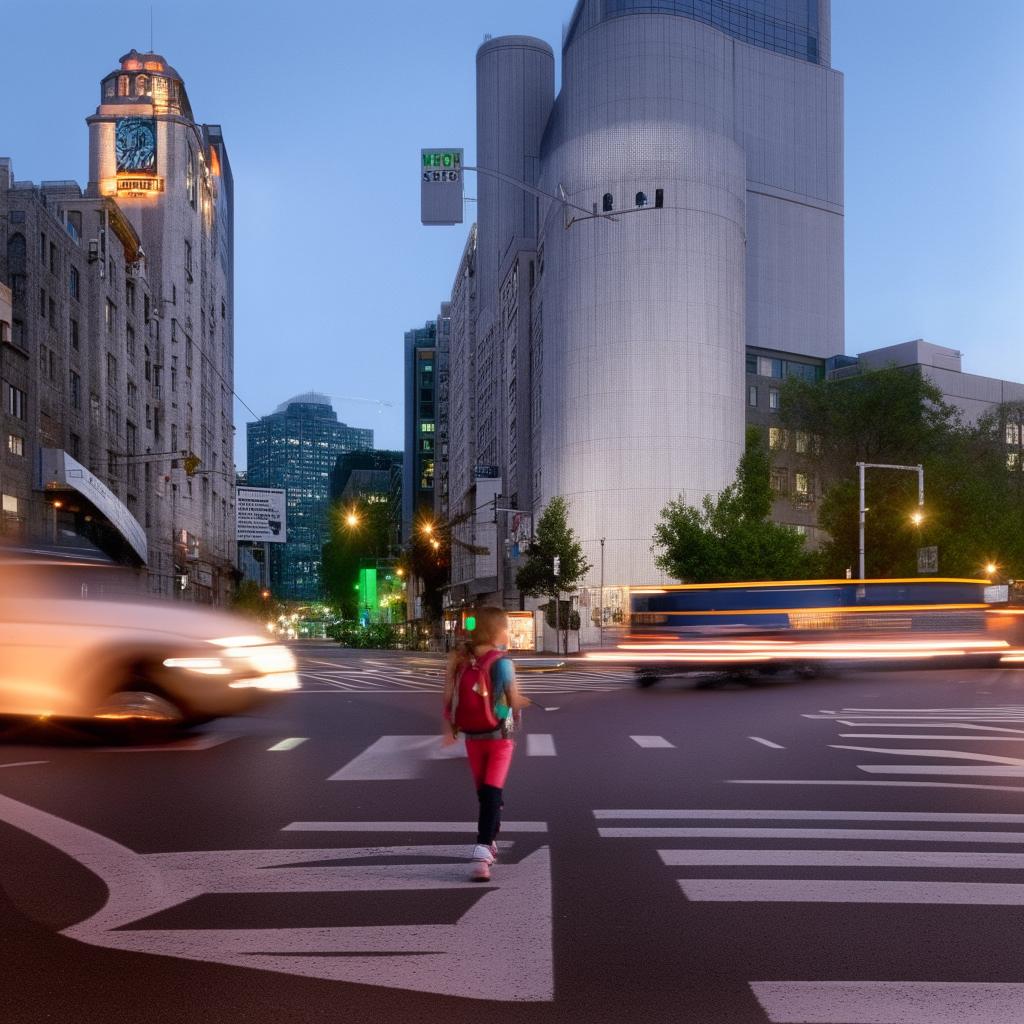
[1,1,1021,467]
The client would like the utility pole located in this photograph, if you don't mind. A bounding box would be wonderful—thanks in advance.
[553,555,561,655]
[599,537,606,649]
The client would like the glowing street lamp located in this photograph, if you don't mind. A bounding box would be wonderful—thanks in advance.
[985,561,999,577]
[910,510,925,527]
[421,521,435,537]
[345,510,360,529]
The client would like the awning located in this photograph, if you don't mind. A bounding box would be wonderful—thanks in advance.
[36,448,148,565]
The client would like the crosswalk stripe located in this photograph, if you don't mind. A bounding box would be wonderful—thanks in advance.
[660,849,1024,868]
[859,765,1024,776]
[750,737,785,749]
[730,779,1024,794]
[598,827,1024,842]
[840,734,1024,740]
[526,734,557,756]
[630,735,675,748]
[282,821,549,832]
[679,878,1024,904]
[595,809,1024,823]
[750,981,1024,1024]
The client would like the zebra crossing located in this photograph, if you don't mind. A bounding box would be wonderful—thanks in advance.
[293,655,634,694]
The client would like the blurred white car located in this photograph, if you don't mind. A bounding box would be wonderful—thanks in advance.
[0,556,299,727]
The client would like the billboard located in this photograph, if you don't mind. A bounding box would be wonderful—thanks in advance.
[237,487,287,544]
[421,148,464,225]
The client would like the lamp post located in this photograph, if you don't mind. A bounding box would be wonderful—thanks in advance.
[857,461,925,579]
[599,537,606,650]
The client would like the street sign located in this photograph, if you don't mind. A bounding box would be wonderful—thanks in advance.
[917,545,938,574]
[421,148,464,225]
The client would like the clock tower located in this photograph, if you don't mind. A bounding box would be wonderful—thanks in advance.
[86,49,236,604]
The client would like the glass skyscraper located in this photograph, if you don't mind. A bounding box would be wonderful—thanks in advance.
[247,393,373,600]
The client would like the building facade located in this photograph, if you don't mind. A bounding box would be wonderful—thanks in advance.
[0,50,236,602]
[247,393,373,600]
[402,321,438,542]
[440,0,844,624]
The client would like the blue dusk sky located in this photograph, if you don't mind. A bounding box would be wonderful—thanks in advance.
[1,1,1021,466]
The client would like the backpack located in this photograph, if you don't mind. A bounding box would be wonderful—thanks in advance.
[452,649,504,734]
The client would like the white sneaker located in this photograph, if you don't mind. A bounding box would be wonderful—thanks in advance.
[470,857,491,882]
[471,843,494,864]
[488,842,499,862]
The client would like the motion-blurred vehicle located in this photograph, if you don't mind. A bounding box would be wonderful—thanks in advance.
[0,554,299,727]
[585,578,1023,685]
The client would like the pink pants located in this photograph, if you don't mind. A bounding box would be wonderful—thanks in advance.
[465,738,515,789]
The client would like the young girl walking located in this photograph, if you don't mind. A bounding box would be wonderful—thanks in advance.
[442,606,527,881]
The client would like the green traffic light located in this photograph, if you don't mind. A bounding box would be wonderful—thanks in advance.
[465,615,477,632]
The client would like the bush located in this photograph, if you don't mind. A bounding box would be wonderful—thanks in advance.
[328,621,422,650]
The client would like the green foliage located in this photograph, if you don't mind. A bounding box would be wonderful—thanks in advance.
[543,600,581,632]
[781,368,1024,579]
[652,427,816,583]
[230,579,274,620]
[328,621,419,650]
[516,496,592,599]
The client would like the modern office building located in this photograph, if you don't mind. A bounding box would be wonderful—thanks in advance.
[402,321,438,542]
[331,448,403,506]
[440,0,844,622]
[247,393,373,600]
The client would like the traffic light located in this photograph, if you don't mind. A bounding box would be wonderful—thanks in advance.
[183,453,202,476]
[602,193,614,213]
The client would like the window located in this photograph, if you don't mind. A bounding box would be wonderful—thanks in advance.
[126,279,135,311]
[106,299,116,331]
[69,433,80,460]
[70,371,81,410]
[6,434,24,457]
[770,467,788,494]
[768,388,780,410]
[186,150,197,208]
[48,296,56,328]
[1007,423,1021,446]
[69,266,80,300]
[171,423,178,452]
[795,430,809,454]
[1009,453,1021,470]
[747,385,758,407]
[49,242,57,275]
[757,356,783,379]
[144,294,151,322]
[70,318,79,350]
[4,384,26,420]
[1,494,18,515]
[107,352,117,383]
[127,324,136,359]
[127,380,138,410]
[39,232,46,261]
[768,427,787,451]
[184,240,193,280]
[9,210,24,224]
[420,422,435,433]
[117,75,129,96]
[12,319,25,350]
[795,472,811,496]
[39,287,47,317]
[171,355,178,392]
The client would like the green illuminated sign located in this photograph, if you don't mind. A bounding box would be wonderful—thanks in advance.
[465,615,477,632]
[422,151,461,169]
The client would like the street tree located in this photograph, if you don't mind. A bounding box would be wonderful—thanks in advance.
[516,496,592,654]
[652,427,814,583]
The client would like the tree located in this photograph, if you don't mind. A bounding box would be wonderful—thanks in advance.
[652,427,815,583]
[321,495,398,618]
[516,496,592,654]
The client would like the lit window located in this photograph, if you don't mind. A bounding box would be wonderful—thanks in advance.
[1009,453,1021,470]
[1,494,18,514]
[769,388,780,410]
[1006,423,1021,446]
[117,75,129,97]
[6,434,24,457]
[795,472,810,495]
[795,431,809,453]
[747,385,758,407]
[768,427,784,450]
[770,467,788,494]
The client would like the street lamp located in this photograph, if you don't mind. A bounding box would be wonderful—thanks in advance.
[599,537,606,650]
[857,461,925,579]
[985,561,999,578]
[345,509,360,529]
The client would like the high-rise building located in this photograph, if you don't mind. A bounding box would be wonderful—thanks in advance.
[442,1,844,620]
[403,321,438,542]
[247,393,373,600]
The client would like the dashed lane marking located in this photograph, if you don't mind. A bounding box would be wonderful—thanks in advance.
[267,738,308,751]
[526,734,557,757]
[630,735,675,748]
[750,737,785,749]
[283,820,549,833]
[0,761,48,769]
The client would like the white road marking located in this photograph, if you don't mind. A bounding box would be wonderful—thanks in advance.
[0,792,554,1002]
[840,734,1024,741]
[267,738,307,752]
[679,879,1024,904]
[750,737,785,749]
[730,779,1024,794]
[526,734,557,756]
[661,849,1024,868]
[750,980,1024,1024]
[630,735,675,748]
[0,760,48,769]
[595,809,1024,823]
[833,745,1024,766]
[328,736,465,781]
[598,827,1024,842]
[859,766,1024,777]
[284,821,550,833]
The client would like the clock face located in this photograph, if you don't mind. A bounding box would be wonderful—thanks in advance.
[116,117,157,173]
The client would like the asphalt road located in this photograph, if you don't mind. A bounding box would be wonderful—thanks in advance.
[3,645,1024,1023]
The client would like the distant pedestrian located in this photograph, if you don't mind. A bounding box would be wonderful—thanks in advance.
[442,606,527,881]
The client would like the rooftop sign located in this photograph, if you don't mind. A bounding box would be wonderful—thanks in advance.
[421,149,464,226]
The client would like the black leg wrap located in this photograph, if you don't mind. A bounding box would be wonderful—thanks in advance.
[476,784,504,846]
